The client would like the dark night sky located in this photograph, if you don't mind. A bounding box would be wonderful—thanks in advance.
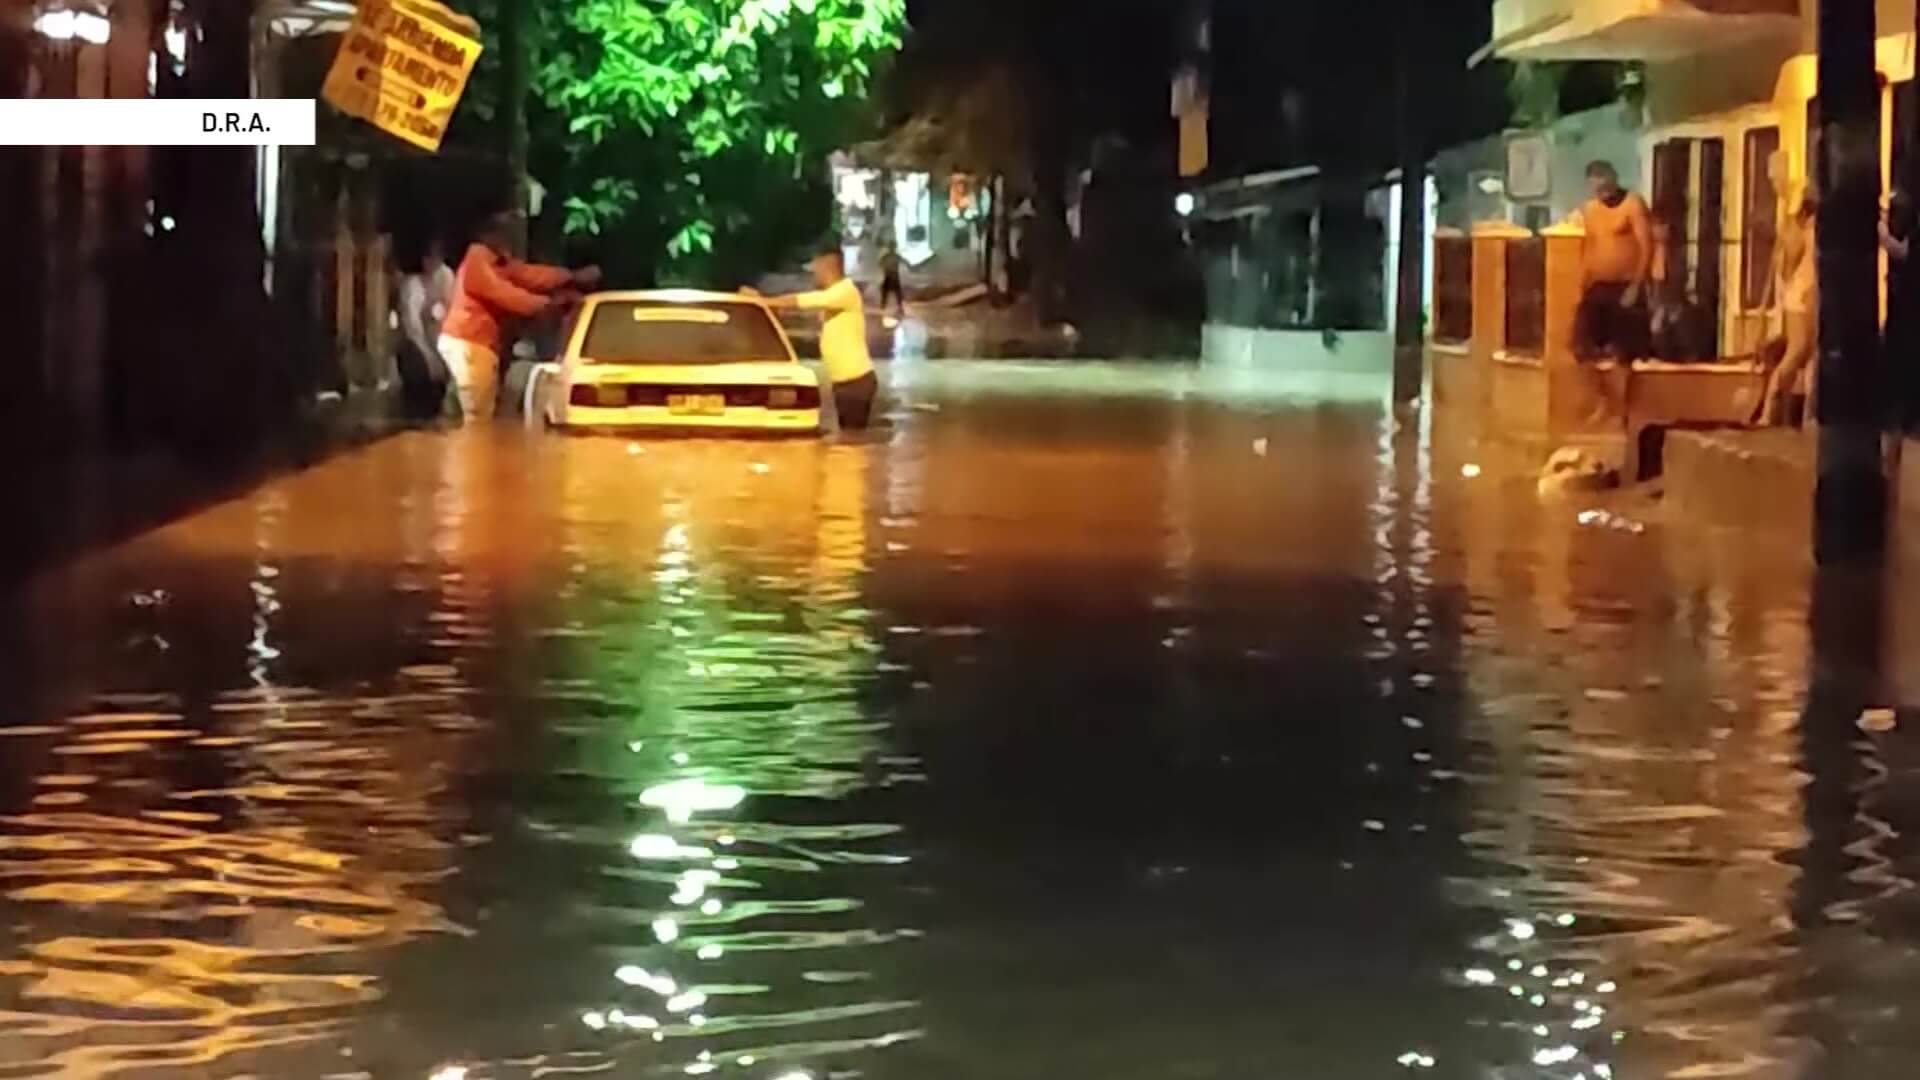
[894,0,1513,179]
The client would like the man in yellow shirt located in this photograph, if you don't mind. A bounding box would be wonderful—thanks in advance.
[1574,160,1654,361]
[756,244,880,429]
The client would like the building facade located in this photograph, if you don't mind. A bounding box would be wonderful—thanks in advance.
[1484,0,1917,362]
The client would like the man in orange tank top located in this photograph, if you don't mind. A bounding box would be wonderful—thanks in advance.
[1573,160,1654,361]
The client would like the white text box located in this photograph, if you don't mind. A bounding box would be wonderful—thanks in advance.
[0,99,316,146]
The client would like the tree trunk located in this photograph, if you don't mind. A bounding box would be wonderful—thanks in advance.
[1812,0,1886,564]
[502,0,531,252]
[1392,0,1426,403]
[981,174,998,290]
[1029,114,1071,325]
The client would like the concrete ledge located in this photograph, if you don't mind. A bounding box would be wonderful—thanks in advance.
[1490,352,1548,441]
[1662,427,1813,536]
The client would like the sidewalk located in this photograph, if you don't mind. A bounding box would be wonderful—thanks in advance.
[4,389,399,586]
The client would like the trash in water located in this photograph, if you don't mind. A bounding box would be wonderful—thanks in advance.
[129,589,171,609]
[1460,463,1482,478]
[1584,688,1628,702]
[1859,708,1898,733]
[626,442,644,456]
[1253,438,1269,457]
[1575,508,1645,534]
[1538,447,1618,497]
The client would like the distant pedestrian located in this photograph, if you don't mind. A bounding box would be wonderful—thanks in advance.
[1573,160,1654,362]
[753,243,880,430]
[439,209,599,424]
[878,246,905,315]
[396,237,456,421]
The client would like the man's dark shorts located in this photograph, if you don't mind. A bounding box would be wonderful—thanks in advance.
[834,371,880,430]
[1575,281,1650,361]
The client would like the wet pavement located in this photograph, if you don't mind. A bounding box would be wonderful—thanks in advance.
[0,357,1915,1078]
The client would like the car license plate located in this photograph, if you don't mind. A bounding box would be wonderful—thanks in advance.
[667,393,726,416]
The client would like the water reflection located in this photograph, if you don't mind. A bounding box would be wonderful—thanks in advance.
[1,360,1919,1076]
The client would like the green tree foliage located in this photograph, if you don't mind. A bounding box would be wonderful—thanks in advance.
[523,0,906,283]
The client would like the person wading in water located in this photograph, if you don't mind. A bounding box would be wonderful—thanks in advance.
[438,209,600,424]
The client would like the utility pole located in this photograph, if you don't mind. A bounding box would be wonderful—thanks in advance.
[1392,0,1426,403]
[501,0,531,254]
[1812,0,1886,564]
[0,0,41,452]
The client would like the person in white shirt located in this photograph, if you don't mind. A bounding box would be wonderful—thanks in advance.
[397,239,457,420]
[754,244,879,429]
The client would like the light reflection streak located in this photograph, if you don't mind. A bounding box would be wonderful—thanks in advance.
[542,437,916,1077]
[1439,414,1832,1076]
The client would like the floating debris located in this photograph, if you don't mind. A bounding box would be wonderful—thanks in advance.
[1859,707,1898,733]
[1576,508,1646,534]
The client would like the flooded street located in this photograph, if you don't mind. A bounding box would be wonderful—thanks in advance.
[1,357,1916,1078]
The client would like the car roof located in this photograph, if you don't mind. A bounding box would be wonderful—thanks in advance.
[585,289,772,308]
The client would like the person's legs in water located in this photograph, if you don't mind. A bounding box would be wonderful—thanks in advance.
[439,336,500,424]
[833,371,879,430]
[1759,312,1814,426]
[1574,282,1621,359]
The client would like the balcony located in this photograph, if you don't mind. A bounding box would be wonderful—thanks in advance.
[1485,0,1799,63]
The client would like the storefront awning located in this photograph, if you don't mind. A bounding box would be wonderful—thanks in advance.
[1474,0,1799,65]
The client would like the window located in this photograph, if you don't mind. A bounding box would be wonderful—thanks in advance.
[1742,127,1780,310]
[578,301,792,365]
[1647,136,1725,360]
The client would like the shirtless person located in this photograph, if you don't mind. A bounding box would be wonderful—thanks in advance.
[1574,160,1654,361]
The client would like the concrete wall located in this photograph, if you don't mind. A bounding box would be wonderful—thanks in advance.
[1200,324,1395,375]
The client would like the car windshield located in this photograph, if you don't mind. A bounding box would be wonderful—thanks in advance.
[575,300,791,365]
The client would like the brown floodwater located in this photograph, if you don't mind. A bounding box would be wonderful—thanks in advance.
[0,357,1914,1078]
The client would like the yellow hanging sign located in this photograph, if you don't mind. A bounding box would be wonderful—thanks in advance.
[320,0,482,153]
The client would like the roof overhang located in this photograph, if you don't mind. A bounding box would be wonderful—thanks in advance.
[1475,0,1799,65]
[258,0,357,37]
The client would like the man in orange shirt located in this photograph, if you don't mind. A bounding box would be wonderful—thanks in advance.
[1574,160,1654,361]
[438,210,600,423]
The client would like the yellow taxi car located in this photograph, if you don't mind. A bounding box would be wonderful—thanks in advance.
[525,289,823,434]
